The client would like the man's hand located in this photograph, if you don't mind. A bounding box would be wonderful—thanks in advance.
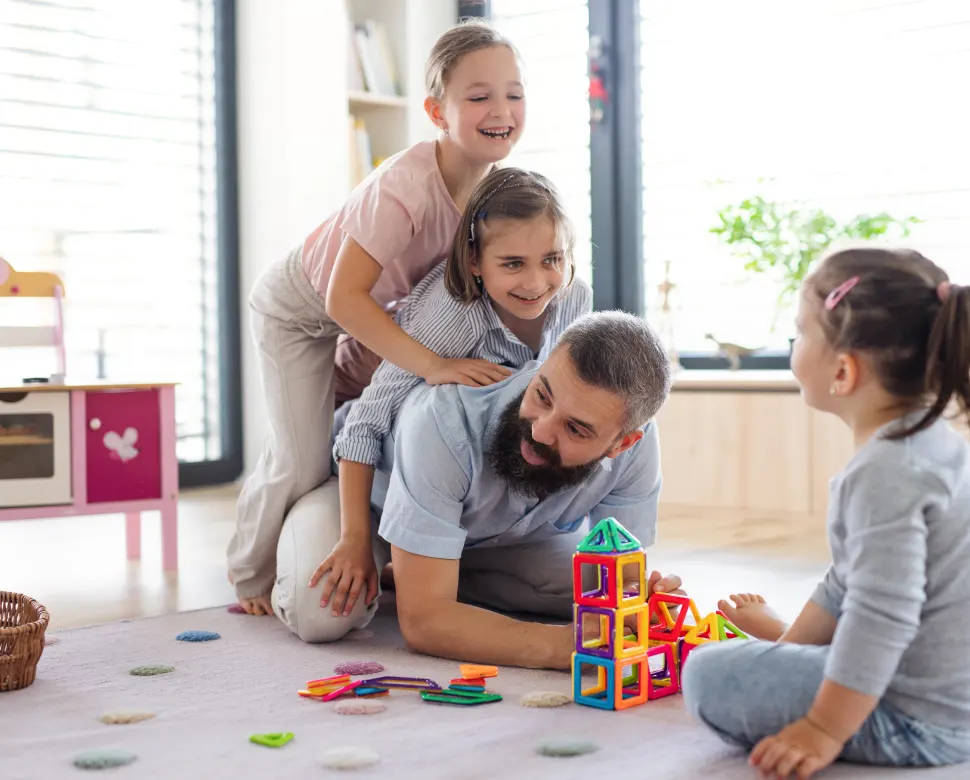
[750,717,844,779]
[308,535,379,616]
[647,569,683,599]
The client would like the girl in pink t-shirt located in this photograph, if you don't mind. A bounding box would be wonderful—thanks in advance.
[227,20,527,615]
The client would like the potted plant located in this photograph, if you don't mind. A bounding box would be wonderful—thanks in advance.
[710,195,920,335]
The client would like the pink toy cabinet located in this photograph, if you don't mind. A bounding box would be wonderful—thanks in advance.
[0,382,180,571]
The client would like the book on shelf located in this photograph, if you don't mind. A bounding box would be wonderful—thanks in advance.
[348,115,375,189]
[349,19,402,97]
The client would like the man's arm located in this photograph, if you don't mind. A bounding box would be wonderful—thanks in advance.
[378,392,574,669]
[391,545,572,669]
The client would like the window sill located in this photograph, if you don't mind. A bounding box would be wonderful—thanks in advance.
[675,350,792,372]
[671,352,798,392]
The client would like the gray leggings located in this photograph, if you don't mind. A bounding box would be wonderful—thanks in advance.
[683,639,970,768]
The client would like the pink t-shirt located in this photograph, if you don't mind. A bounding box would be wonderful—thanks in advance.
[302,139,461,309]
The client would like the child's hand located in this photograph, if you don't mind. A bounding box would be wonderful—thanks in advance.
[750,717,843,779]
[308,536,379,617]
[425,357,512,388]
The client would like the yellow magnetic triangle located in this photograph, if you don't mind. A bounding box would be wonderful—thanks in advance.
[682,612,719,645]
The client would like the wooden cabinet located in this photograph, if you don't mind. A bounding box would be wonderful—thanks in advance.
[656,391,812,513]
[655,371,968,516]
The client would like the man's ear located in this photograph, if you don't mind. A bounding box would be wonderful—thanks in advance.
[605,428,644,459]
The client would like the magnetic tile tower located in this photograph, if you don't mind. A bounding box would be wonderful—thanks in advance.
[570,517,748,711]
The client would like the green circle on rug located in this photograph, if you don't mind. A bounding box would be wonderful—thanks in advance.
[129,664,175,676]
[536,737,600,757]
[73,748,138,769]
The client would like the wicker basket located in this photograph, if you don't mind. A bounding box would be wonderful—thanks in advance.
[0,591,49,692]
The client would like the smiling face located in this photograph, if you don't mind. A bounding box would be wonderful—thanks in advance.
[472,216,566,323]
[486,346,643,499]
[429,44,525,165]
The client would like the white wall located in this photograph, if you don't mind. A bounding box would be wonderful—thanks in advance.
[236,0,350,477]
[234,0,457,478]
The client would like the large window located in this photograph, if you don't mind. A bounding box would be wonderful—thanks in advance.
[639,0,970,356]
[489,0,593,286]
[0,0,240,484]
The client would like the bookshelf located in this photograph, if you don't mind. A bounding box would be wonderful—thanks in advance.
[344,0,458,191]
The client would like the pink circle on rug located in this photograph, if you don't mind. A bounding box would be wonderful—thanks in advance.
[333,699,387,716]
[45,635,60,646]
[227,604,246,614]
[333,660,384,676]
[344,629,373,641]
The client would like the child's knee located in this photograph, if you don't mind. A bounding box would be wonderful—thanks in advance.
[681,644,725,721]
[272,580,365,644]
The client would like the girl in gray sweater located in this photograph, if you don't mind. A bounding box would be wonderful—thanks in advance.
[682,246,970,778]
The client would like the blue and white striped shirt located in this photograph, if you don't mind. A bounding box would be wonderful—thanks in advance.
[333,260,593,466]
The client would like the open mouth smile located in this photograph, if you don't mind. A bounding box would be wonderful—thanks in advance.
[480,127,513,140]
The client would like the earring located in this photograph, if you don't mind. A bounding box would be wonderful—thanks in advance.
[474,275,482,286]
[829,386,837,395]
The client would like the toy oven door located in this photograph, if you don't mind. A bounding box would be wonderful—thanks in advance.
[0,391,72,508]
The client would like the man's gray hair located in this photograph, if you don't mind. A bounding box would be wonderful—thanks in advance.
[555,311,672,431]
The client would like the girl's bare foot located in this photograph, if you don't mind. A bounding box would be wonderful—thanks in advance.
[238,595,273,616]
[717,593,787,641]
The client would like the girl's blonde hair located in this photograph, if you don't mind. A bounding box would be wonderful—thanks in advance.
[807,246,970,439]
[445,167,577,303]
[425,18,522,100]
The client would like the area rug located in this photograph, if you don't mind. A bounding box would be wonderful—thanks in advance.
[0,605,965,780]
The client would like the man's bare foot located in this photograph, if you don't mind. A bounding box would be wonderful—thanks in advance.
[717,593,787,641]
[238,595,273,616]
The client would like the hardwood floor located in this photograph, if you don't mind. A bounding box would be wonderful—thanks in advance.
[0,486,832,631]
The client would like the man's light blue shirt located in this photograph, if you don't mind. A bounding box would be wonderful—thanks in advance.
[335,366,663,560]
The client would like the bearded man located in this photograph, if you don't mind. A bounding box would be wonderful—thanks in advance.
[272,311,680,670]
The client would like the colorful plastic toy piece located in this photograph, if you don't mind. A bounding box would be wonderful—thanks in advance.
[249,732,294,748]
[575,604,615,658]
[570,517,750,710]
[647,592,701,642]
[450,676,486,686]
[577,517,643,554]
[572,519,647,610]
[360,676,441,691]
[646,644,680,700]
[421,687,502,705]
[571,652,650,710]
[307,675,351,688]
[460,664,498,679]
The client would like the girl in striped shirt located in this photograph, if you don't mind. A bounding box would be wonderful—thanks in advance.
[313,167,593,617]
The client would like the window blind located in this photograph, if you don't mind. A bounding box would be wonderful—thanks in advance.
[489,0,593,286]
[0,0,224,464]
[639,0,970,352]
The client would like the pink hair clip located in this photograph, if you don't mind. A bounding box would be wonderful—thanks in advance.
[937,281,952,302]
[824,276,860,310]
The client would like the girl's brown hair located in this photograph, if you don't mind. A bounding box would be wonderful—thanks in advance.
[444,167,577,303]
[425,19,522,100]
[808,246,970,438]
